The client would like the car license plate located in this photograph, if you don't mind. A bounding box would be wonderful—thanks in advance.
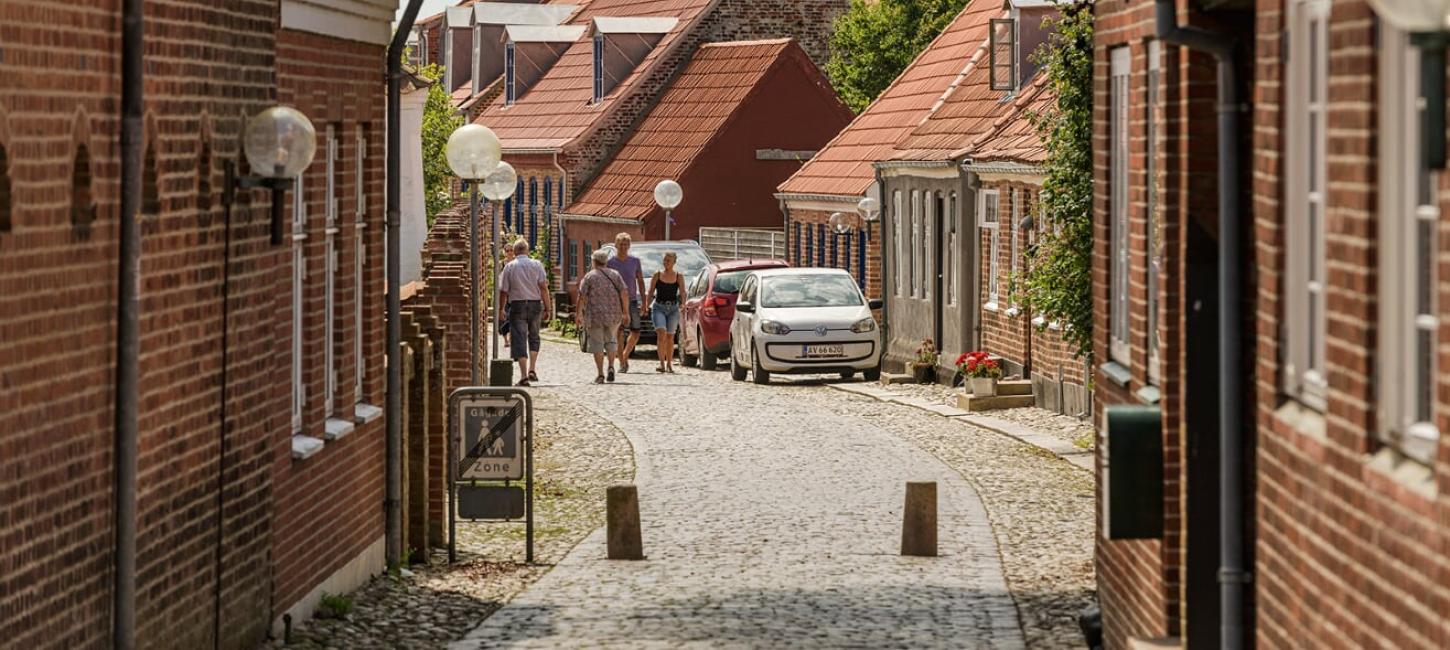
[803,344,844,358]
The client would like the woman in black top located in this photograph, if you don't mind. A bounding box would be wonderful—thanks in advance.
[646,252,688,373]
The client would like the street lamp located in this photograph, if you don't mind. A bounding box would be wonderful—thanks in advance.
[654,179,683,240]
[829,211,852,235]
[857,196,881,224]
[238,106,317,244]
[1368,0,1450,167]
[480,161,518,369]
[446,124,503,386]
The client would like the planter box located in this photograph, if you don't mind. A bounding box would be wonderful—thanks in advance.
[969,377,998,397]
[911,364,937,384]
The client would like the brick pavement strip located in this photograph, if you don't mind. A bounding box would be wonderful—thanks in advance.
[452,341,1033,649]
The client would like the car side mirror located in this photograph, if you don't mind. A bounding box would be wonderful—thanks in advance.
[868,299,883,310]
[736,301,755,313]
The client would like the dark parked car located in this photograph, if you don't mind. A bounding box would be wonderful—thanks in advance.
[582,240,713,352]
[680,258,790,370]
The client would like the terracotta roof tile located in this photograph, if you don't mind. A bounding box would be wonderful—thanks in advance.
[960,73,1053,165]
[566,39,819,220]
[473,0,715,151]
[776,0,1001,198]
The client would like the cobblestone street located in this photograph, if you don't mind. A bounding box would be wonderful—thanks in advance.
[445,339,1094,649]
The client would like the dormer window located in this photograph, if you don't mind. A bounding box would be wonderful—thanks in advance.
[590,17,676,103]
[592,33,605,103]
[989,18,1018,92]
[506,41,518,105]
[472,24,483,96]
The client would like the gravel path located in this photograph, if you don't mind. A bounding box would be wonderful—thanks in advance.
[283,386,635,649]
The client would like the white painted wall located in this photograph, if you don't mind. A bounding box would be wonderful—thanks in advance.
[400,83,430,285]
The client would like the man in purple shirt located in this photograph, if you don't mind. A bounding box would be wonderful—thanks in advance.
[606,233,647,373]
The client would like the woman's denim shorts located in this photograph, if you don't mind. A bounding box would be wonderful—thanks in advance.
[650,301,681,332]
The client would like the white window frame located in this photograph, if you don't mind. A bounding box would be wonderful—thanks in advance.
[981,189,1001,307]
[471,24,483,96]
[292,165,307,434]
[911,190,921,298]
[1284,0,1329,408]
[947,192,958,306]
[1377,24,1440,464]
[1147,40,1163,385]
[894,190,904,296]
[324,126,339,418]
[1010,189,1021,306]
[443,28,454,90]
[924,191,933,299]
[354,127,367,405]
[1109,46,1131,364]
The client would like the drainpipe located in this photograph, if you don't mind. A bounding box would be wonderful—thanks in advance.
[387,0,426,570]
[874,169,889,366]
[1154,1,1247,647]
[115,0,142,646]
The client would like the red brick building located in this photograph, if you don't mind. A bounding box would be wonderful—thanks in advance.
[0,1,395,646]
[1094,0,1450,648]
[560,38,852,273]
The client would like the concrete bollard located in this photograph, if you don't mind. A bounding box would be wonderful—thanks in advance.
[606,485,644,560]
[901,481,938,557]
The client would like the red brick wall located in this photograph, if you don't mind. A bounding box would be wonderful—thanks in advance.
[785,206,883,302]
[271,27,387,621]
[975,180,1083,385]
[1251,2,1450,648]
[0,1,287,647]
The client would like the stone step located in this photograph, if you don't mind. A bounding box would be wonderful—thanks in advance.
[995,380,1033,396]
[880,372,916,385]
[956,392,1036,412]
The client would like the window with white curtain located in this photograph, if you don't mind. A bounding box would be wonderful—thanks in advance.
[1010,189,1021,306]
[947,192,957,306]
[911,190,921,298]
[924,191,933,299]
[981,189,1000,306]
[1284,0,1329,408]
[894,190,904,296]
[323,126,342,428]
[354,126,367,406]
[1109,46,1131,364]
[292,160,307,434]
[1147,40,1162,384]
[1377,24,1439,464]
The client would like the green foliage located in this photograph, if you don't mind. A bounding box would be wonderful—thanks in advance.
[1023,5,1094,360]
[825,0,969,112]
[420,63,463,226]
[317,592,354,619]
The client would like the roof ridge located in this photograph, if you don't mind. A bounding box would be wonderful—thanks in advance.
[699,37,794,48]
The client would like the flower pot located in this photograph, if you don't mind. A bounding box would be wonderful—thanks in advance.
[912,364,936,384]
[969,377,998,397]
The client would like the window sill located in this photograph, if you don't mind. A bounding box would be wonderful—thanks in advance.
[1273,400,1327,444]
[1134,385,1161,405]
[1099,361,1131,388]
[292,436,325,461]
[1005,305,1021,318]
[984,301,1000,312]
[324,417,356,442]
[1031,315,1047,327]
[354,402,384,425]
[1367,447,1437,501]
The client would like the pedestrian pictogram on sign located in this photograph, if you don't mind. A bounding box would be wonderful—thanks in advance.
[457,394,526,481]
[447,387,535,563]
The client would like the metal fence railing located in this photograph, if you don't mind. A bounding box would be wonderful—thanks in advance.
[698,227,786,262]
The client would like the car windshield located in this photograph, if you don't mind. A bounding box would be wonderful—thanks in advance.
[712,270,751,294]
[760,275,863,308]
[634,246,711,279]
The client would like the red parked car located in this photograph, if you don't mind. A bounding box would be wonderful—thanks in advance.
[681,258,790,370]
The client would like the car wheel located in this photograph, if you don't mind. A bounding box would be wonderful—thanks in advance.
[863,365,881,383]
[700,331,719,371]
[839,370,856,380]
[730,352,748,381]
[751,342,771,385]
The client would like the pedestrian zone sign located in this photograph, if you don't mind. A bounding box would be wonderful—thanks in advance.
[455,392,526,481]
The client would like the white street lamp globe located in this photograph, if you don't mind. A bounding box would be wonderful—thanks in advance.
[857,196,881,223]
[446,124,502,180]
[654,179,683,210]
[243,106,317,178]
[829,212,852,235]
[481,160,518,201]
[1366,0,1450,31]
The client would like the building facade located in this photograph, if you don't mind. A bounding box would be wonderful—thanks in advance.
[0,1,395,647]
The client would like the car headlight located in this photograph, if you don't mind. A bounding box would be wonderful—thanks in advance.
[760,320,791,335]
[851,318,877,333]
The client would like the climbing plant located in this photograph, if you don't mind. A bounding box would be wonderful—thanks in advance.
[1023,4,1094,360]
[419,63,463,226]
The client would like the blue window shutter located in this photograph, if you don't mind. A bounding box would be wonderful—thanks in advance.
[804,225,812,266]
[831,232,839,268]
[528,177,538,246]
[793,222,801,264]
[858,228,868,289]
[817,225,826,266]
[514,179,525,233]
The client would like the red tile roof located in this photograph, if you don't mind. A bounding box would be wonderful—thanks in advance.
[889,14,1010,161]
[959,72,1053,166]
[565,39,832,220]
[472,0,716,151]
[776,0,1002,199]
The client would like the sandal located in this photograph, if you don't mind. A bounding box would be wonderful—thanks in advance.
[528,371,539,382]
[620,361,630,373]
[515,379,531,387]
[607,368,616,383]
[666,367,676,374]
[595,376,605,384]
[656,364,666,373]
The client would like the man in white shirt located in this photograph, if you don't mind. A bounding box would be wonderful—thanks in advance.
[497,240,552,386]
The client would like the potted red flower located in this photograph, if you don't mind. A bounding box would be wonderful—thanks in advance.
[911,338,939,384]
[955,351,1002,397]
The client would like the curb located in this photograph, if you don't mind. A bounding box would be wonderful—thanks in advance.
[827,383,1094,473]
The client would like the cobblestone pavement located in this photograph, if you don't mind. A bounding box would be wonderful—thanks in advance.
[282,389,635,649]
[452,341,1066,650]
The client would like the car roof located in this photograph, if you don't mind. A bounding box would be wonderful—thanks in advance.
[712,258,789,271]
[749,267,853,278]
[614,240,704,249]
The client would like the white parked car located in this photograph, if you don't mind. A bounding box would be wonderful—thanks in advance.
[729,268,883,384]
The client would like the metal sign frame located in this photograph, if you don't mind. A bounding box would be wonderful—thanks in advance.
[447,387,535,563]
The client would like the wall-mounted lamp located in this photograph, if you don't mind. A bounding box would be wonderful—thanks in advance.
[223,106,318,244]
[1368,0,1450,168]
